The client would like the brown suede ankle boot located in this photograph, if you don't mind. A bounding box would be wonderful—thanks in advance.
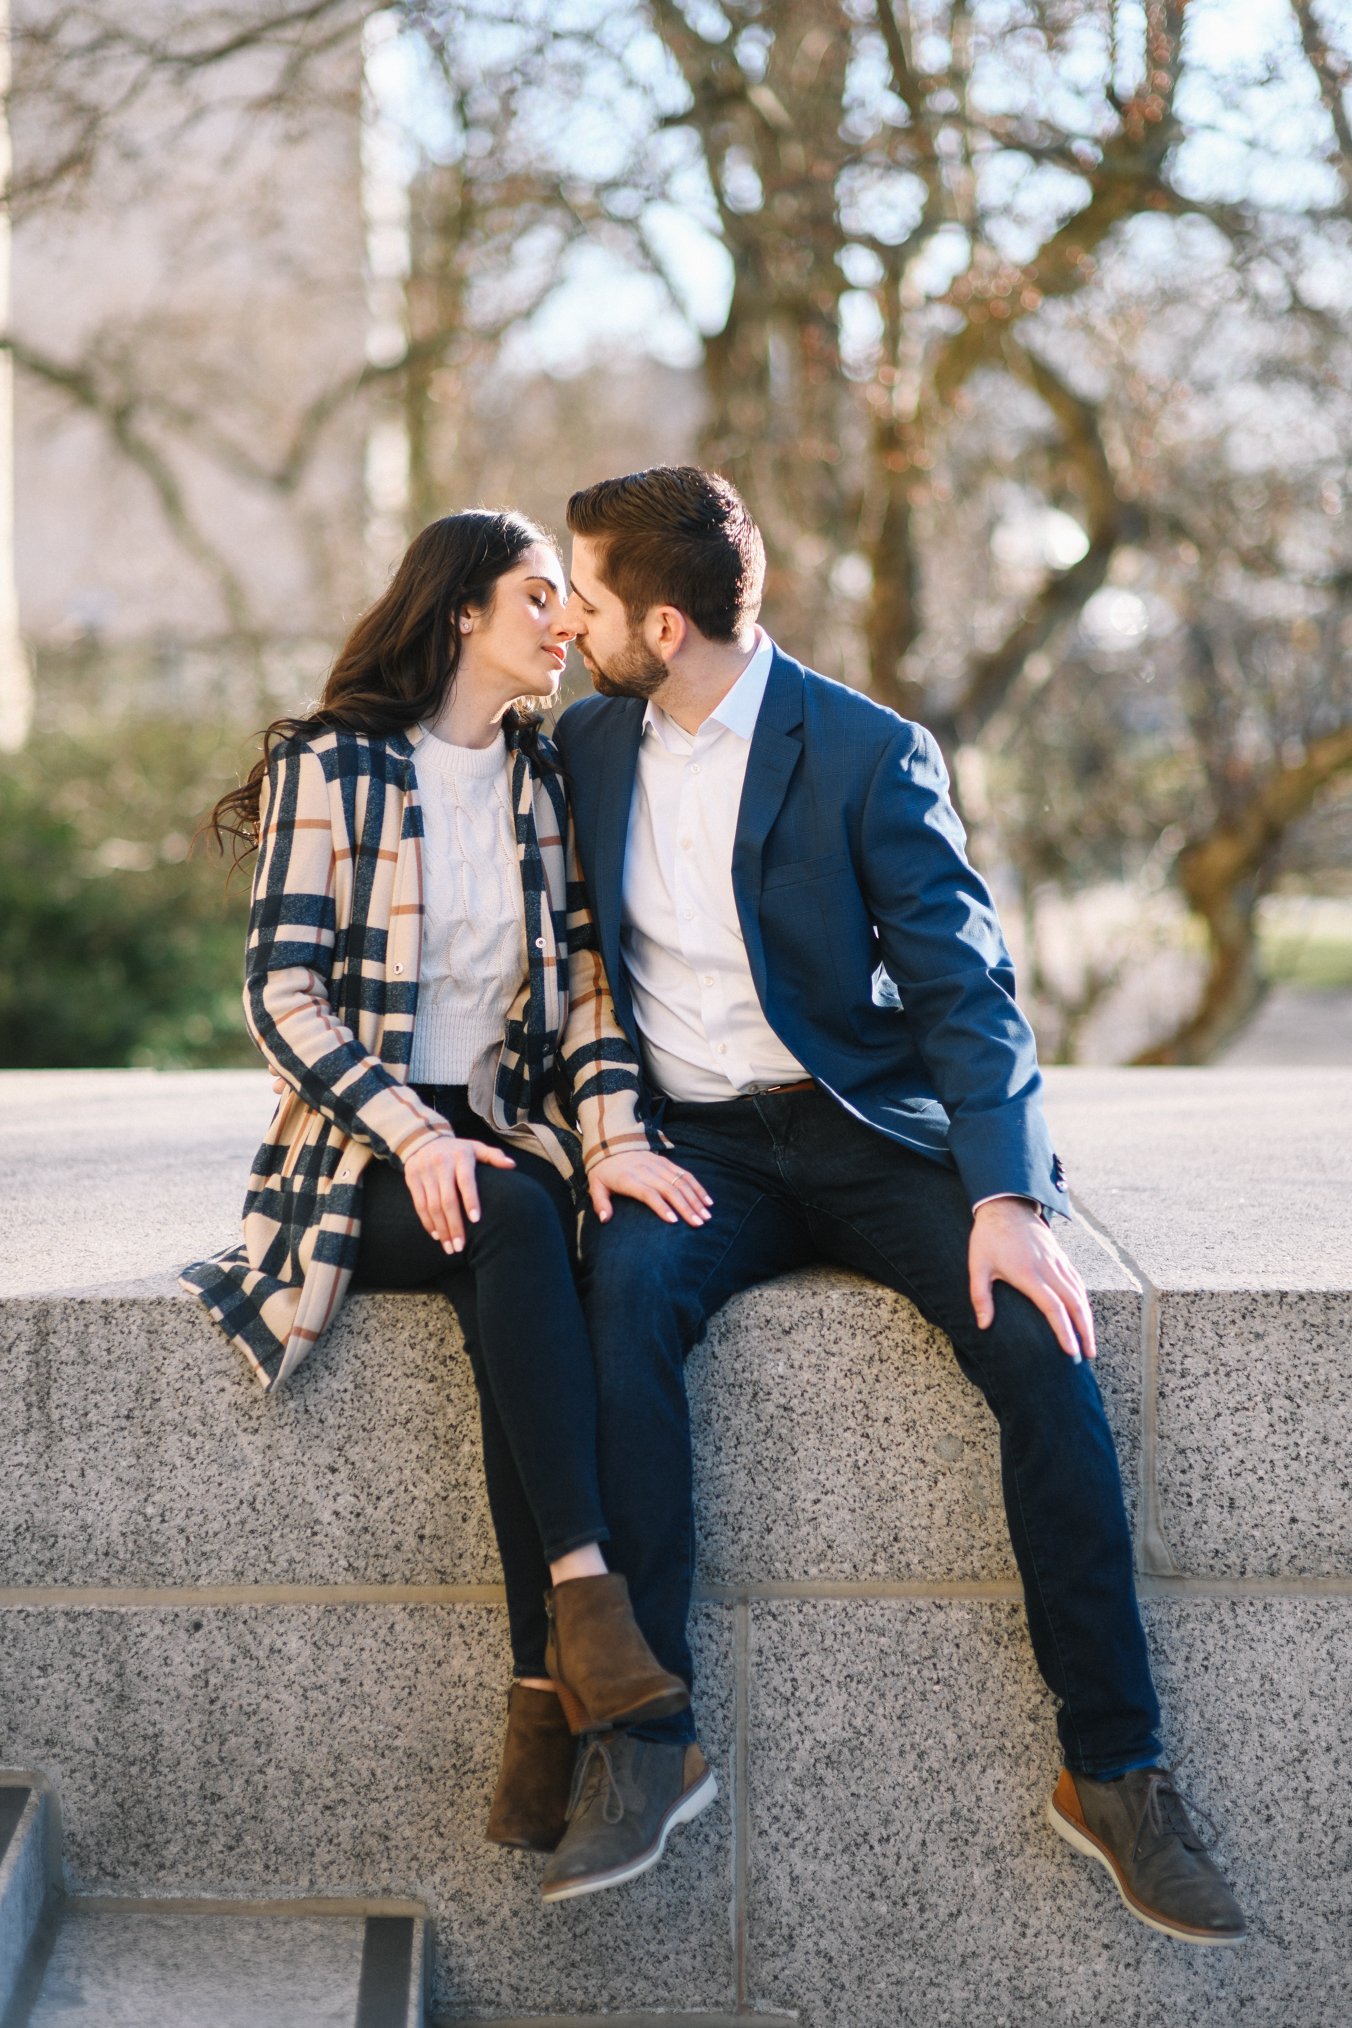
[544,1573,690,1736]
[485,1684,577,1852]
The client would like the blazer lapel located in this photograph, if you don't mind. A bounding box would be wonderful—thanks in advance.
[589,701,645,1034]
[731,650,805,1007]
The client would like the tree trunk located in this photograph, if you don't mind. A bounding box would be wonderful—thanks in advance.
[1133,844,1267,1064]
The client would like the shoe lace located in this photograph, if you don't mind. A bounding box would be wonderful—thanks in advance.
[1132,1766,1219,1864]
[567,1735,626,1827]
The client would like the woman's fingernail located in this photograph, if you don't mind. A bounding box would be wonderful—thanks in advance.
[453,1238,465,1253]
[469,1210,480,1223]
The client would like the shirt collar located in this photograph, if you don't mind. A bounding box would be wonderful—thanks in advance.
[641,627,774,747]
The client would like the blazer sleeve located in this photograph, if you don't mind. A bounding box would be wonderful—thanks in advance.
[243,739,453,1170]
[557,822,657,1172]
[858,724,1066,1217]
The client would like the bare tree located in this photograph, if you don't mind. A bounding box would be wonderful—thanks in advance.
[11,0,1352,1059]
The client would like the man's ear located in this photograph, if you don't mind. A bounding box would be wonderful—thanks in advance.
[650,605,688,661]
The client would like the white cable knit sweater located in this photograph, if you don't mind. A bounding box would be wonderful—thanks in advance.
[408,726,527,1085]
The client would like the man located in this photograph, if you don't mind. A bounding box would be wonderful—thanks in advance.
[537,465,1243,1942]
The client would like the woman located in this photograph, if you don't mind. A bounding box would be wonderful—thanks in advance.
[183,509,713,1860]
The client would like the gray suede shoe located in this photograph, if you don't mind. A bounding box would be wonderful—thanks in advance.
[540,1733,717,1905]
[1048,1765,1246,1944]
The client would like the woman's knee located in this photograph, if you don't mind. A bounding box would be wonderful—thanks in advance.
[474,1164,571,1249]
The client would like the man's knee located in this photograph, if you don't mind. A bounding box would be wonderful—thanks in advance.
[977,1282,1108,1415]
[581,1201,700,1373]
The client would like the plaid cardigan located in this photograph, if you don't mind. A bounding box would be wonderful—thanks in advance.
[181,720,654,1392]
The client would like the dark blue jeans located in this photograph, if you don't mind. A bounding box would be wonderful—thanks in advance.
[576,1087,1162,1778]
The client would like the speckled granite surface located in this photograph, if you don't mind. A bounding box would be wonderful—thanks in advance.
[4,1068,1351,2023]
[745,1595,1352,2027]
[3,1290,502,1588]
[3,1256,1139,1593]
[0,1604,736,2022]
[0,1780,53,2019]
[693,1261,1140,1584]
[26,1912,368,2027]
[1042,1067,1352,1291]
[1155,1289,1352,1577]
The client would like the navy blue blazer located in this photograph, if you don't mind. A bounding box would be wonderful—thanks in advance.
[555,646,1068,1220]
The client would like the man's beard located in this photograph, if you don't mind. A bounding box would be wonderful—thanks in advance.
[584,628,667,701]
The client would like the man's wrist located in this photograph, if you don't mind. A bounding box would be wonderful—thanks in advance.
[972,1193,1040,1219]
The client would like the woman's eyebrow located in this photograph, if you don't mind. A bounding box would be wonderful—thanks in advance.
[524,574,566,596]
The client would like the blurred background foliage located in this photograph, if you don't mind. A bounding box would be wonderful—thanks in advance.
[6,0,1352,1069]
[0,711,254,1067]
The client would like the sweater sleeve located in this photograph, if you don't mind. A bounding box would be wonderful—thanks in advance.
[243,739,453,1170]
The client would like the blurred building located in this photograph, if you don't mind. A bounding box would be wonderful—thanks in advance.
[4,2,370,737]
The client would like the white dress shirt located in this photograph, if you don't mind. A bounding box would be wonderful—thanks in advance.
[619,632,1026,1210]
[620,630,811,1102]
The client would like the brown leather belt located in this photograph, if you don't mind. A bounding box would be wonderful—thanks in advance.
[752,1078,816,1095]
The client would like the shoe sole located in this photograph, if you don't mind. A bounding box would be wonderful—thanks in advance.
[1046,1796,1245,1946]
[540,1769,718,1905]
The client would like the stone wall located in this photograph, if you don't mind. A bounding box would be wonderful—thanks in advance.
[2,1068,1350,2024]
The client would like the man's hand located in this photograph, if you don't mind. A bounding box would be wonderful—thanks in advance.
[969,1197,1096,1361]
[404,1135,515,1254]
[589,1150,712,1228]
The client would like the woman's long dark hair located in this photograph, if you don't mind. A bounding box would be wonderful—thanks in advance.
[206,508,557,864]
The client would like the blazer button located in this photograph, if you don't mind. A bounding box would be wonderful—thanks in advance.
[534,937,546,950]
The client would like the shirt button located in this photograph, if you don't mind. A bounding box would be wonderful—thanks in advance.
[716,1043,727,1055]
[393,964,404,975]
[534,937,546,949]
[691,764,702,775]
[682,908,694,921]
[702,974,714,986]
[681,838,692,850]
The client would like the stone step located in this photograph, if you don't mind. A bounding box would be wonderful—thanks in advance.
[0,1591,1347,2023]
[0,1763,427,2027]
[4,1900,427,2027]
[0,1777,58,2020]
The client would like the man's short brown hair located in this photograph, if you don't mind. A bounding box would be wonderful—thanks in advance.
[566,466,765,642]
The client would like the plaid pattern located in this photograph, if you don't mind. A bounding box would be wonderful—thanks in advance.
[181,721,653,1392]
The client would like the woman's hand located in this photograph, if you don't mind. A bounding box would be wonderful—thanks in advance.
[588,1151,712,1228]
[404,1135,516,1254]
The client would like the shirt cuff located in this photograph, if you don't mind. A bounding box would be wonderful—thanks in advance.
[972,1193,1039,1213]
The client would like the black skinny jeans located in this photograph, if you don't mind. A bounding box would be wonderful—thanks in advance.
[353,1083,603,1674]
